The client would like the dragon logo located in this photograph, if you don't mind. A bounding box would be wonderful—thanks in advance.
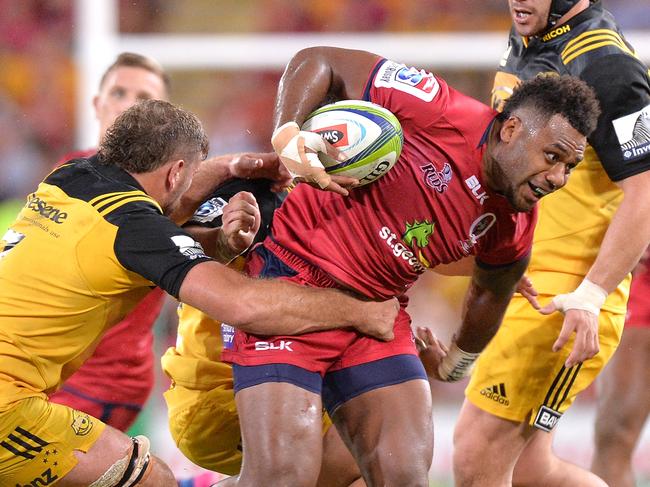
[403,220,434,248]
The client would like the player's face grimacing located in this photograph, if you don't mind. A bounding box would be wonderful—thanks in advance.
[490,113,586,212]
[508,0,551,37]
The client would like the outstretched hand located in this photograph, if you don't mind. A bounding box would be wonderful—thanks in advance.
[538,301,600,368]
[516,274,540,309]
[415,326,449,382]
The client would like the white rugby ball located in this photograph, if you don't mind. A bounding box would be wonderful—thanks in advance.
[301,100,403,186]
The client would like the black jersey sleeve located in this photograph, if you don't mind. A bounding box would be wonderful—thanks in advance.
[114,208,212,298]
[187,178,285,248]
[580,54,650,181]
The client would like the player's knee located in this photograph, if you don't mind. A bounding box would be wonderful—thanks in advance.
[376,459,429,487]
[594,415,638,453]
[453,425,484,479]
[244,453,320,486]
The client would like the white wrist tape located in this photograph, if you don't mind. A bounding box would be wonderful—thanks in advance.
[551,278,608,316]
[271,121,331,188]
[437,342,480,382]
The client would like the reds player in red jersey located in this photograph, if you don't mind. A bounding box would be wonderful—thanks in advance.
[220,46,601,487]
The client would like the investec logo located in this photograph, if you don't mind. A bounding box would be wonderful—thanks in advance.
[480,383,509,406]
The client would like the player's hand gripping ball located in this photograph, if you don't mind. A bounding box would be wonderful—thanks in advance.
[301,100,403,186]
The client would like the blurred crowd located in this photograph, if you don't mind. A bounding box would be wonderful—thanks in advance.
[2,0,648,201]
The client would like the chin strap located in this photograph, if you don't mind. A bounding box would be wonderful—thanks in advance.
[547,0,583,27]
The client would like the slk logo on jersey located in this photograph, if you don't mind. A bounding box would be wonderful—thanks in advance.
[374,61,440,102]
[191,197,227,224]
[465,175,489,205]
[255,340,293,351]
[171,235,207,260]
[421,162,452,193]
[314,124,349,146]
[613,104,650,162]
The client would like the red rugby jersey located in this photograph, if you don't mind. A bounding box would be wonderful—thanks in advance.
[271,60,537,300]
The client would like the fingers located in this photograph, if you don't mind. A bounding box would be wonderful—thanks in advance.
[552,310,600,367]
[231,152,292,185]
[330,175,360,189]
[552,321,572,353]
[322,138,346,161]
[538,301,557,315]
[222,192,261,253]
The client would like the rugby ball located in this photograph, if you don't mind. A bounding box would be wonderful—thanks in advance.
[301,100,403,186]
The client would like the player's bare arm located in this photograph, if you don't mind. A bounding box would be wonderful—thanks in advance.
[184,191,261,264]
[178,260,398,341]
[272,47,381,194]
[427,256,530,382]
[170,152,288,224]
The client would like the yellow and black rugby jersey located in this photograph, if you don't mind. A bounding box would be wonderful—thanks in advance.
[491,1,650,309]
[0,156,211,408]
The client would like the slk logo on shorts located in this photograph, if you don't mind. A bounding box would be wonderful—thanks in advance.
[255,340,293,351]
[534,405,562,432]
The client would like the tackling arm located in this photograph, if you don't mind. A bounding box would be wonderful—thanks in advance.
[178,260,398,341]
[170,152,289,224]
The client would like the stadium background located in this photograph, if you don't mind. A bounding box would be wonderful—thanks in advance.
[0,1,649,485]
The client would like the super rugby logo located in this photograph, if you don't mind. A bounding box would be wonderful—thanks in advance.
[458,213,497,255]
[374,61,440,102]
[191,196,227,224]
[313,123,349,146]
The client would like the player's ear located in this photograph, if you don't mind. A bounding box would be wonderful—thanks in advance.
[166,159,185,191]
[92,95,100,119]
[499,115,522,143]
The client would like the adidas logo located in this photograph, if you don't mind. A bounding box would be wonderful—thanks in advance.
[480,383,510,406]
